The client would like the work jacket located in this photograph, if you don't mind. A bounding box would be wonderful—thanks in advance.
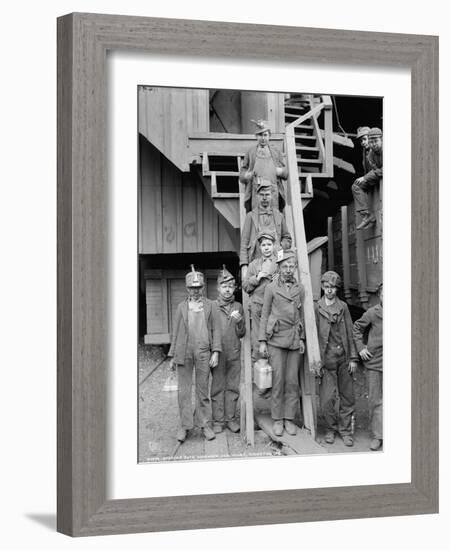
[242,255,278,305]
[353,304,383,371]
[240,207,290,266]
[168,298,222,365]
[215,299,246,359]
[258,278,305,350]
[362,147,383,184]
[239,144,288,207]
[314,297,358,362]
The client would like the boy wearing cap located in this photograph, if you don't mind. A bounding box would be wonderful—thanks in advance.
[211,266,246,434]
[355,126,371,175]
[168,265,222,442]
[240,180,291,275]
[353,283,383,451]
[315,271,359,446]
[352,127,383,230]
[242,230,278,362]
[239,119,288,212]
[258,250,305,437]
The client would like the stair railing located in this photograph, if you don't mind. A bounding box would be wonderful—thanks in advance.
[285,124,322,439]
[286,95,334,178]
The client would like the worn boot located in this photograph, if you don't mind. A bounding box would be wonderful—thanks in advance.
[324,430,335,444]
[213,422,223,434]
[284,419,297,436]
[273,420,284,437]
[370,438,382,451]
[202,425,216,441]
[227,420,240,433]
[356,211,376,230]
[176,427,188,442]
[342,435,354,447]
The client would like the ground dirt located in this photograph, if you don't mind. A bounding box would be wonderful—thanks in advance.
[138,344,376,463]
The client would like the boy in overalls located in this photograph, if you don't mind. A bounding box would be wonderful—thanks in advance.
[168,266,221,442]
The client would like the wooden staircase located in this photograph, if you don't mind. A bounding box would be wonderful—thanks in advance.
[188,95,349,444]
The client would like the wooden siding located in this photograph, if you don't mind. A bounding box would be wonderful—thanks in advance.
[139,137,236,254]
[144,269,222,344]
[138,86,209,171]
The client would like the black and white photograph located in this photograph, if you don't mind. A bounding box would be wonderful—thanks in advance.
[138,87,383,462]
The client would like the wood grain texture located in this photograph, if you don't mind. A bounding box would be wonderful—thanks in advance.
[57,12,438,536]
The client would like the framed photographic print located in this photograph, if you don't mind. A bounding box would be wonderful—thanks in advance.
[57,13,438,536]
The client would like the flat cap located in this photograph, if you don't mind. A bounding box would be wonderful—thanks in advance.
[356,126,371,139]
[368,127,383,138]
[256,178,273,193]
[276,249,297,264]
[256,229,276,243]
[321,270,342,288]
[251,119,271,135]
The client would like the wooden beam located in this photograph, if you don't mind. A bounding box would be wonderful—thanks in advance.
[327,217,335,270]
[285,127,321,439]
[341,206,352,300]
[286,102,324,130]
[333,156,355,174]
[320,130,355,148]
[239,183,255,447]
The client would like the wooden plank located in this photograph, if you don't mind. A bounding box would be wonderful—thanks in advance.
[327,217,334,270]
[255,413,324,455]
[239,183,254,447]
[333,156,355,174]
[285,127,321,440]
[204,431,230,458]
[144,333,171,345]
[181,176,199,253]
[140,139,161,253]
[341,206,352,301]
[320,129,355,149]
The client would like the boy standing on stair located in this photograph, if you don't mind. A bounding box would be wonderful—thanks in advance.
[211,266,246,434]
[353,283,383,451]
[315,271,359,447]
[242,230,278,363]
[168,265,221,443]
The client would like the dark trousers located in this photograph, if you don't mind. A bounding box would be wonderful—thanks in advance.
[319,348,354,435]
[250,302,263,362]
[367,369,383,439]
[352,180,378,213]
[176,345,211,430]
[211,351,241,423]
[268,344,301,421]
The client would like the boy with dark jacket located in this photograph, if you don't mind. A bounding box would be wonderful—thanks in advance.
[242,230,278,362]
[315,271,359,446]
[258,250,305,437]
[353,283,383,450]
[168,265,222,443]
[211,266,246,434]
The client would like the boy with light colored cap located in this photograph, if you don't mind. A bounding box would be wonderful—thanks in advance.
[258,249,305,436]
[314,271,358,446]
[242,229,279,363]
[239,119,288,212]
[352,127,383,230]
[211,266,246,434]
[168,265,222,443]
[353,283,383,451]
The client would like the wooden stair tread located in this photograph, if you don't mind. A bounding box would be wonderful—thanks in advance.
[297,158,323,165]
[296,145,319,152]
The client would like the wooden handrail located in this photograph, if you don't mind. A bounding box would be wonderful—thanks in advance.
[285,128,322,376]
[286,102,324,131]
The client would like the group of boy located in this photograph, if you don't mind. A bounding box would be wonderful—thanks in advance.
[167,254,383,452]
[166,119,384,452]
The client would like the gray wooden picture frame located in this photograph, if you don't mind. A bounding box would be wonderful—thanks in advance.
[57,12,439,537]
